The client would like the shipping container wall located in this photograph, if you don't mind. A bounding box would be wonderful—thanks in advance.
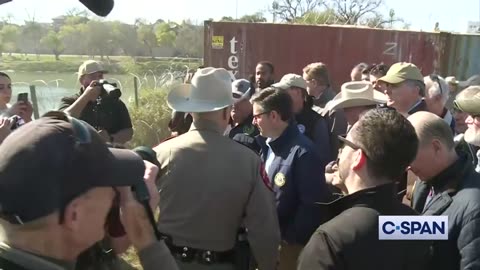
[443,33,480,80]
[204,21,447,90]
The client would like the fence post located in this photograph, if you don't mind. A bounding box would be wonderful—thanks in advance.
[29,85,40,119]
[133,76,139,108]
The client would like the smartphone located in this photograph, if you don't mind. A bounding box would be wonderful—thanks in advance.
[17,93,28,103]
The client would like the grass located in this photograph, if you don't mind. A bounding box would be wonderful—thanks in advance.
[0,54,202,75]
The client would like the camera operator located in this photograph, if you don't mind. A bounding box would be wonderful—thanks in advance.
[0,112,178,270]
[0,72,33,123]
[59,60,133,145]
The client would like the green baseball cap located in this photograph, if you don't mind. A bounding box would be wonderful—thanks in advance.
[454,86,480,115]
[378,62,424,84]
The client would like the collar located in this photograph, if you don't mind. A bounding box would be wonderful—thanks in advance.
[0,242,75,270]
[407,98,426,115]
[318,183,398,216]
[442,109,453,125]
[267,120,299,154]
[189,119,225,134]
[426,153,471,195]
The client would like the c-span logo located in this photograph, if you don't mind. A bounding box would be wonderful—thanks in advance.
[379,216,448,240]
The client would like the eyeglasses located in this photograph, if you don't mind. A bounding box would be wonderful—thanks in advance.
[429,74,443,96]
[338,135,361,151]
[253,110,271,119]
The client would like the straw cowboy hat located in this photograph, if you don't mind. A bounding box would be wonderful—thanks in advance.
[167,67,235,113]
[328,81,388,111]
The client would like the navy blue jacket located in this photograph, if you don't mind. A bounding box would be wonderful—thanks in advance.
[256,121,332,245]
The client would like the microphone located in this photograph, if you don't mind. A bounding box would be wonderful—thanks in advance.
[79,0,114,17]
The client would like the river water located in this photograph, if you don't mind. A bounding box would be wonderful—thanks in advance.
[5,71,164,116]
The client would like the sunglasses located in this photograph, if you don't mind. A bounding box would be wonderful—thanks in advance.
[429,74,444,96]
[338,135,361,151]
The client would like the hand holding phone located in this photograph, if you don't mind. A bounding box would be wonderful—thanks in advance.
[17,93,28,103]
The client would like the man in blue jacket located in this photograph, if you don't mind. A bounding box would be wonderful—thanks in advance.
[250,87,332,270]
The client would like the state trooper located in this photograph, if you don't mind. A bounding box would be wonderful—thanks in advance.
[154,67,280,270]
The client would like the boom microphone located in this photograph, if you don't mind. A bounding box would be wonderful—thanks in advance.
[79,0,114,17]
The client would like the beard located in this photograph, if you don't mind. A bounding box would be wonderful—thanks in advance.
[464,127,480,146]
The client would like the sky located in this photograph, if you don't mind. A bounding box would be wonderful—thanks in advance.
[0,0,479,33]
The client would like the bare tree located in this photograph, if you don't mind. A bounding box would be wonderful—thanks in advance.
[324,0,382,25]
[271,0,323,22]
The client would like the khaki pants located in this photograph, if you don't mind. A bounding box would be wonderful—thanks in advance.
[278,243,304,270]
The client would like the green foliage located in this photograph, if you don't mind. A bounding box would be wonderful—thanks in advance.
[155,22,177,47]
[127,88,172,148]
[0,24,19,53]
[296,9,337,24]
[221,12,267,23]
[174,23,203,58]
[40,30,65,60]
[137,23,157,58]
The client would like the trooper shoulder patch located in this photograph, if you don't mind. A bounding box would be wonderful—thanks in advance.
[260,163,273,191]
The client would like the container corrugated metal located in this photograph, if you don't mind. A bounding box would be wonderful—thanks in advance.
[442,33,480,80]
[204,21,447,90]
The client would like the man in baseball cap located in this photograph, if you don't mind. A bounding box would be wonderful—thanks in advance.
[229,79,260,152]
[0,111,178,270]
[273,74,332,166]
[378,62,427,116]
[60,59,133,146]
[454,86,480,172]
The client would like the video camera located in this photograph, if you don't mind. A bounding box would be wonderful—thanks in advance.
[97,79,122,101]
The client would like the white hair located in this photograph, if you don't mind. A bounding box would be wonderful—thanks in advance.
[425,75,449,105]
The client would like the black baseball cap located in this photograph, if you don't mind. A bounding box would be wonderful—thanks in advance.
[0,111,145,224]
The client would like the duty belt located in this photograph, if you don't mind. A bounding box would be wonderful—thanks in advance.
[165,242,235,265]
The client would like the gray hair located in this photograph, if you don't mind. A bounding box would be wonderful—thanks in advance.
[404,79,426,97]
[424,75,449,105]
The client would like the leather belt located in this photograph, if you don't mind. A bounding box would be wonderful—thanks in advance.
[165,242,235,265]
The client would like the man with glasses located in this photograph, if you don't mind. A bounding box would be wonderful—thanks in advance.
[454,86,480,173]
[378,62,427,116]
[424,75,455,132]
[298,108,431,270]
[250,87,331,270]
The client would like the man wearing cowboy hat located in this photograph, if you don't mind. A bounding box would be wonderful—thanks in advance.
[324,81,387,193]
[327,81,387,129]
[153,67,280,270]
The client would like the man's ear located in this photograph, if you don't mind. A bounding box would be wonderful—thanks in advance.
[431,139,443,154]
[62,197,83,231]
[352,149,367,171]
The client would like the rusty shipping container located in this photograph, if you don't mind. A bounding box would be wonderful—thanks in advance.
[204,21,480,90]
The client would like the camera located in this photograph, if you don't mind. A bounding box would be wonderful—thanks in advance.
[97,79,121,100]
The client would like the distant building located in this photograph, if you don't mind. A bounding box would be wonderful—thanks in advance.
[467,21,480,33]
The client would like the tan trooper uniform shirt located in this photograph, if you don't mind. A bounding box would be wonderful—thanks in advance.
[154,119,280,270]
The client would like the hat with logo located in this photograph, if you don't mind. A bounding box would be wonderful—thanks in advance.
[77,60,108,80]
[328,81,387,111]
[272,74,307,90]
[167,67,235,113]
[378,62,424,84]
[232,79,253,101]
[0,111,145,224]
